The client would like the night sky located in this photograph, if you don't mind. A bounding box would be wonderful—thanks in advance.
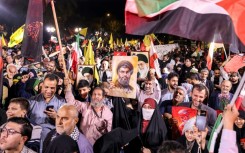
[0,0,126,37]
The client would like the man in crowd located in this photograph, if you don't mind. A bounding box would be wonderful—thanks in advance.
[211,68,223,91]
[200,68,214,97]
[0,117,35,153]
[161,72,189,104]
[75,79,91,102]
[43,104,93,153]
[179,84,217,131]
[137,54,149,79]
[45,60,57,74]
[28,74,66,150]
[65,79,113,145]
[209,80,233,110]
[5,98,42,152]
[136,76,161,109]
[229,72,240,94]
[159,86,187,139]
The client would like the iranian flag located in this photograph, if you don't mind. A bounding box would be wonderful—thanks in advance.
[149,40,161,78]
[125,0,245,53]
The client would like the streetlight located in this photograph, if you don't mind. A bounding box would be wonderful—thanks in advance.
[106,13,110,17]
[46,26,56,33]
[74,27,81,33]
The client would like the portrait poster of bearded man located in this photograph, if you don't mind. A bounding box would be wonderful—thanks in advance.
[131,52,149,79]
[76,65,94,87]
[108,56,138,99]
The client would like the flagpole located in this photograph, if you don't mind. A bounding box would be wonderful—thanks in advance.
[50,0,68,77]
[209,73,245,152]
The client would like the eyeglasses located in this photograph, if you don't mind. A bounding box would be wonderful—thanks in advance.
[0,127,22,137]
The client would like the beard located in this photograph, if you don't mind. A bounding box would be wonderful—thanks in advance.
[138,66,149,78]
[118,76,130,87]
[91,99,104,108]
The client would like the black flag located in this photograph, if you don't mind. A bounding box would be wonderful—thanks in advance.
[22,0,51,63]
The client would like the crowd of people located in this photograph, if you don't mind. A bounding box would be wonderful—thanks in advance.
[0,37,244,153]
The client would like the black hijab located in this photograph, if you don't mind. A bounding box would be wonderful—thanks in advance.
[139,101,167,151]
[44,135,79,153]
[93,127,138,153]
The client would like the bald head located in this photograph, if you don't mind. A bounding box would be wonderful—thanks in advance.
[58,104,79,118]
[56,104,79,135]
[221,80,232,94]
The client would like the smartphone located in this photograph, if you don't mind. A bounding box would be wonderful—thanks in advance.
[196,110,207,131]
[46,105,54,111]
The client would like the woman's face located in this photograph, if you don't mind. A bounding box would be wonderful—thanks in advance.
[185,130,195,142]
[235,117,245,128]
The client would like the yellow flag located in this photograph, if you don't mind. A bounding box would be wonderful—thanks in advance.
[79,28,88,37]
[8,24,25,47]
[125,38,129,47]
[84,40,99,84]
[116,38,120,47]
[1,35,6,46]
[143,35,151,47]
[94,66,99,84]
[97,37,102,49]
[120,38,123,46]
[84,40,95,65]
[109,33,113,49]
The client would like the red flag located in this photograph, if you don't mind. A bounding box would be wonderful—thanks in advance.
[172,106,197,134]
[206,42,214,70]
[114,52,127,56]
[149,40,161,78]
[224,55,245,73]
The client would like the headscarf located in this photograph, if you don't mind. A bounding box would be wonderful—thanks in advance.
[182,117,196,135]
[141,98,156,133]
[44,134,79,153]
[139,98,167,152]
[93,127,138,153]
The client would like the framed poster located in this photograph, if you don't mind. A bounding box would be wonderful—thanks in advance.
[76,65,94,87]
[108,56,138,99]
[131,51,149,79]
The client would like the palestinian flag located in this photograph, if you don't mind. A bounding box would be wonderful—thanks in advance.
[125,0,245,53]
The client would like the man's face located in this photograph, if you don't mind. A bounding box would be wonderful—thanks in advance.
[6,103,26,119]
[214,70,220,77]
[21,74,29,83]
[191,88,207,109]
[118,67,132,85]
[138,61,147,71]
[78,87,90,98]
[47,62,55,72]
[91,89,104,108]
[83,73,93,84]
[56,108,78,135]
[144,80,153,93]
[221,81,232,94]
[185,59,192,67]
[6,56,13,64]
[7,66,17,79]
[230,74,239,83]
[0,122,26,151]
[101,61,109,70]
[42,79,57,99]
[200,71,209,80]
[168,77,178,90]
[173,89,185,104]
